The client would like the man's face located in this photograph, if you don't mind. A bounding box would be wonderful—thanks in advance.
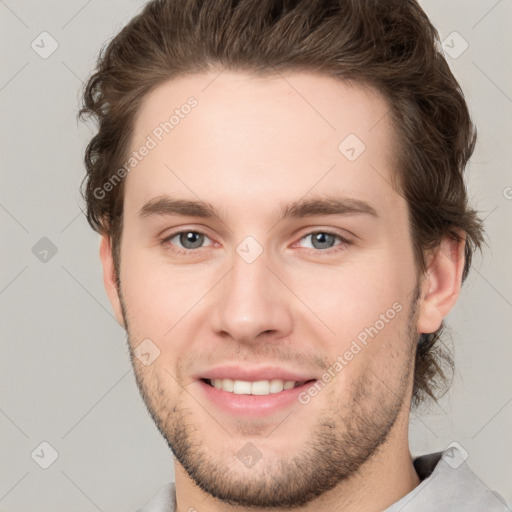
[108,71,424,507]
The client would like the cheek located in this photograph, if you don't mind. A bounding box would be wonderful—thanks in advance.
[120,226,415,347]
[288,252,412,336]
[294,254,415,390]
[119,244,214,339]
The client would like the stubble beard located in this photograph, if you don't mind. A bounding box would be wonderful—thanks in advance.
[119,286,419,508]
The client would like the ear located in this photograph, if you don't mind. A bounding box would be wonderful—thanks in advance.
[417,233,466,334]
[99,234,125,328]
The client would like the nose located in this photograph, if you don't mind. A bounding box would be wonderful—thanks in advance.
[210,244,293,345]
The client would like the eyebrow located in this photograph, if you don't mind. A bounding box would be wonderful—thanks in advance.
[138,194,378,222]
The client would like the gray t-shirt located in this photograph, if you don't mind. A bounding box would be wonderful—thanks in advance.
[135,446,511,511]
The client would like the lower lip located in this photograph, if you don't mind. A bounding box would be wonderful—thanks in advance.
[197,379,317,417]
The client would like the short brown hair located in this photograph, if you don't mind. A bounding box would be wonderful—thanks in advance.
[78,0,485,408]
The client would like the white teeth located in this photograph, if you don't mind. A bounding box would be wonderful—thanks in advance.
[215,378,233,392]
[250,380,270,395]
[233,380,252,394]
[209,378,303,395]
[269,379,286,393]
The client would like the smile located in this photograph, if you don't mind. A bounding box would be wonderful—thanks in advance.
[203,378,313,395]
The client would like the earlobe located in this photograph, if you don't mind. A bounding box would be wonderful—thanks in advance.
[99,234,126,328]
[416,234,466,335]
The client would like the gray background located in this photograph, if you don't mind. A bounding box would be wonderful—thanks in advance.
[1,0,511,510]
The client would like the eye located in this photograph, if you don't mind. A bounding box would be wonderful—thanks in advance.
[296,231,350,254]
[161,228,350,256]
[162,229,213,254]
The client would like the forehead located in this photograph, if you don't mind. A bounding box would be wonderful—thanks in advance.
[125,71,401,221]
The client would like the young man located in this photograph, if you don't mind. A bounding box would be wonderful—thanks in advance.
[79,0,510,510]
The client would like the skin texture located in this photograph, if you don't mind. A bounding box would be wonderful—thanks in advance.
[99,71,465,512]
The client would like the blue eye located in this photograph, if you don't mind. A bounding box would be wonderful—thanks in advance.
[298,231,347,251]
[161,229,350,256]
[162,230,213,253]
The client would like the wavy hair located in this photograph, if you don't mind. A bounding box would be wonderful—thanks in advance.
[78,0,485,408]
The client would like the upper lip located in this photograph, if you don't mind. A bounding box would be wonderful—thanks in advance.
[196,365,318,383]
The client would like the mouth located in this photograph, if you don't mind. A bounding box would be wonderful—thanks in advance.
[200,377,317,395]
[195,365,319,417]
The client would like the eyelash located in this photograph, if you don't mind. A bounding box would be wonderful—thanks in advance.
[160,228,351,257]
